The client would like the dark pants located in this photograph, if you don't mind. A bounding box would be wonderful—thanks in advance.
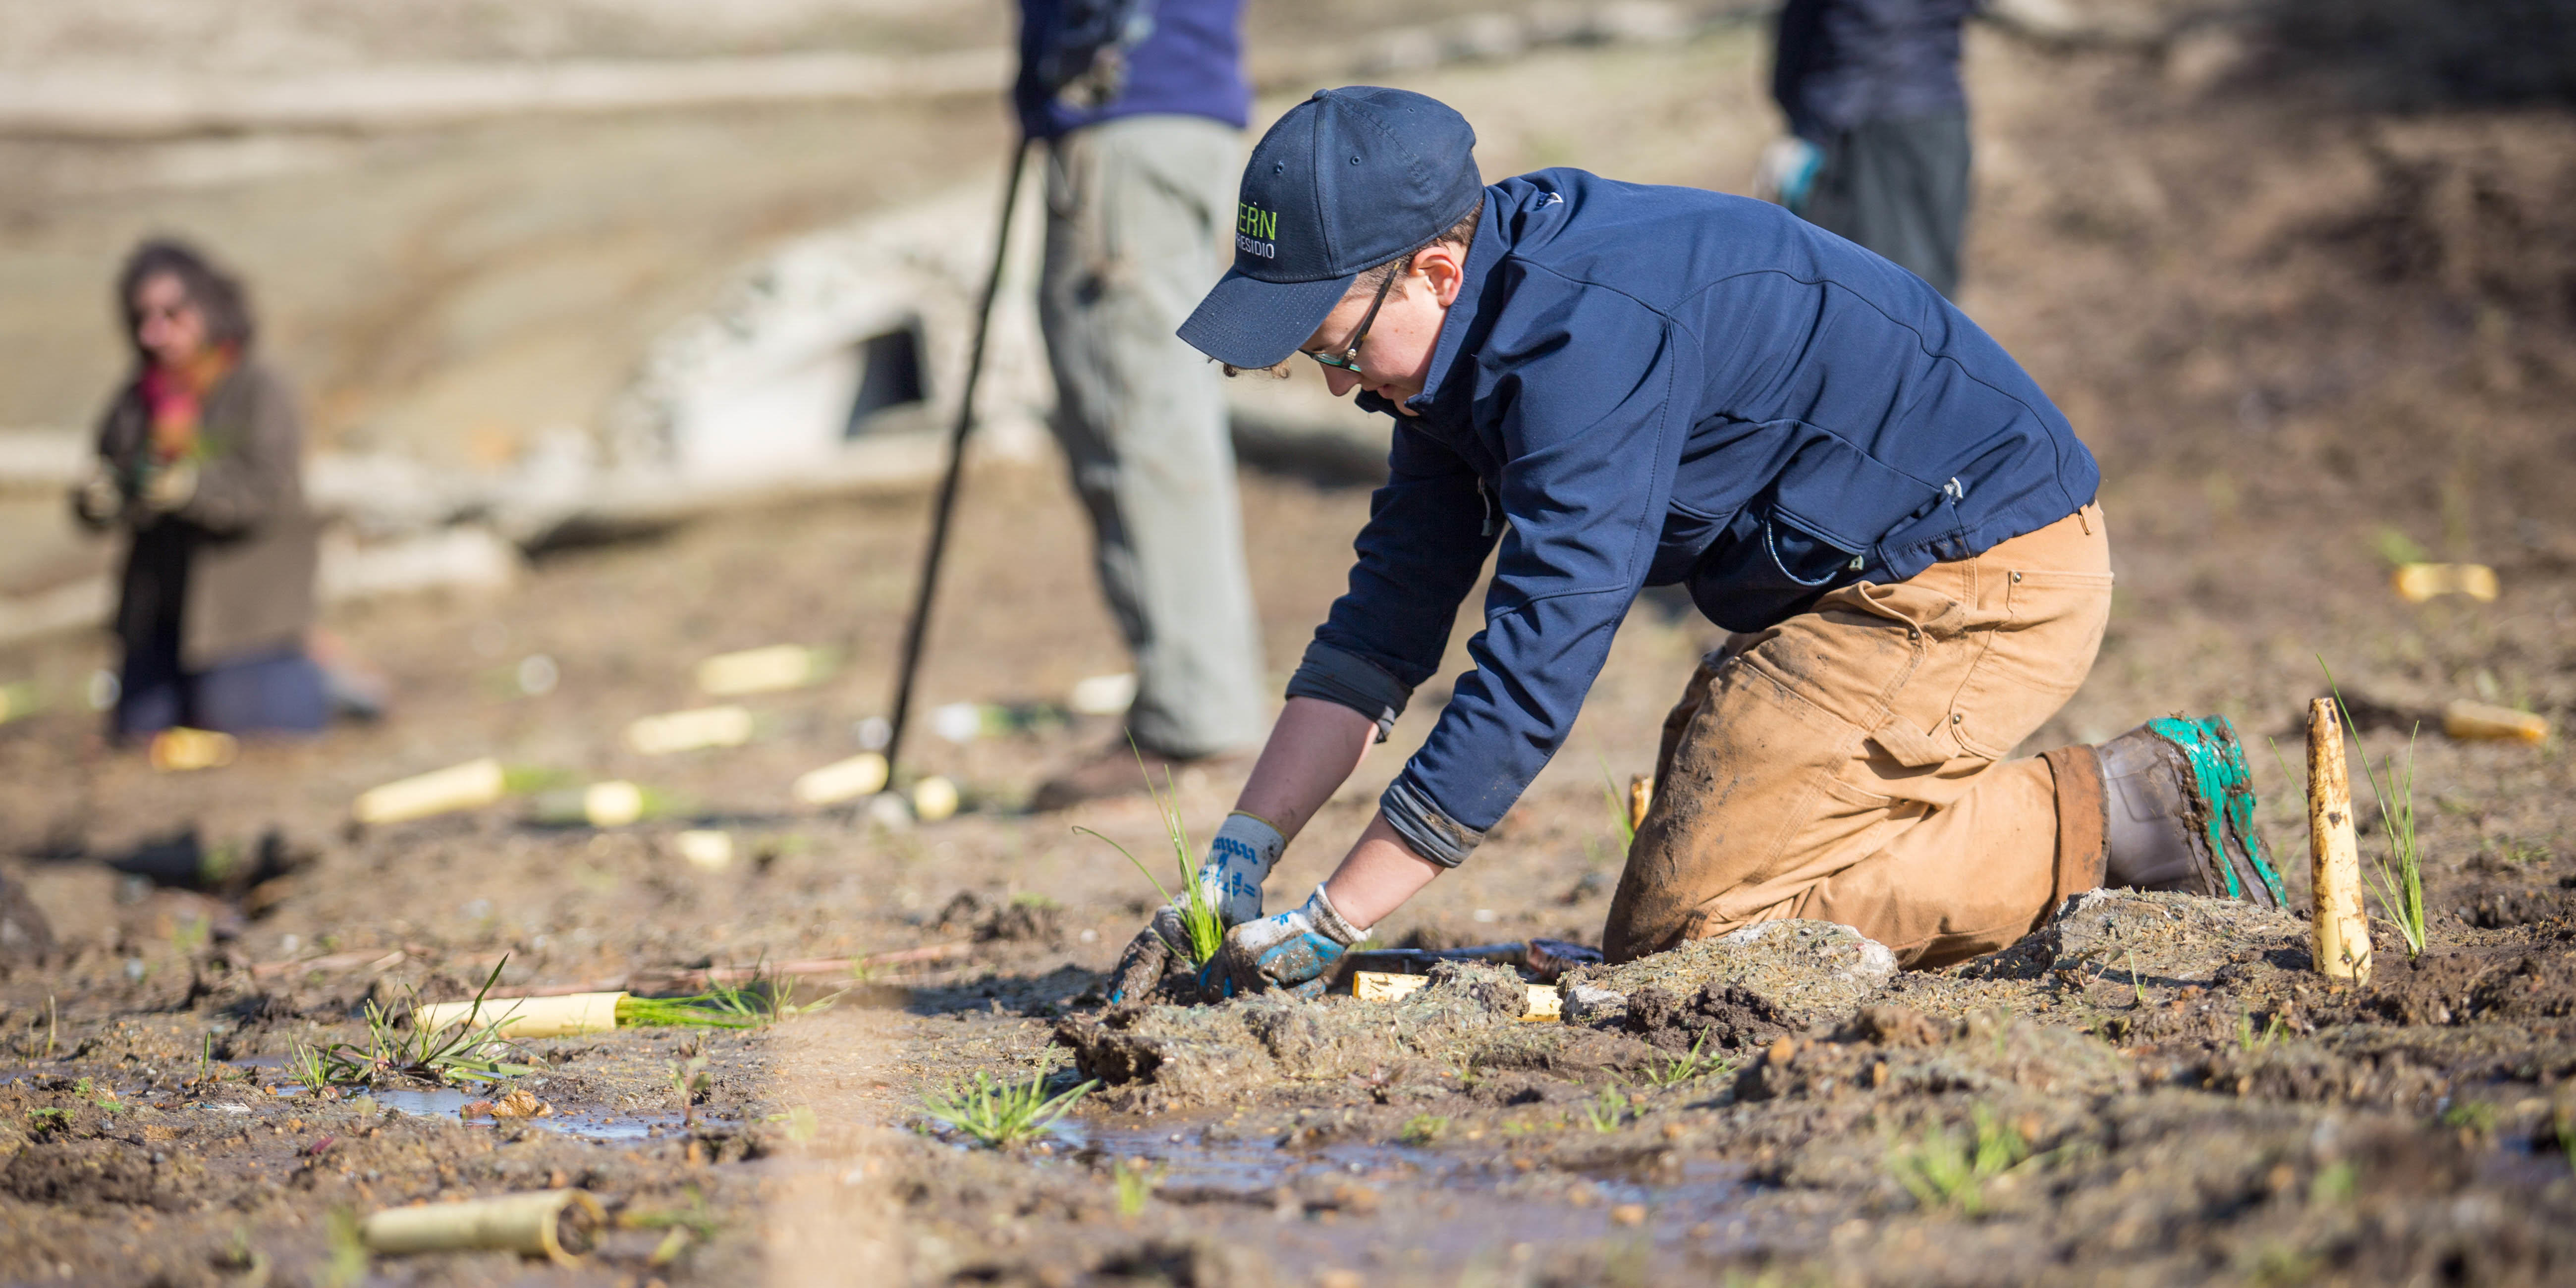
[1803,111,1971,298]
[116,623,328,741]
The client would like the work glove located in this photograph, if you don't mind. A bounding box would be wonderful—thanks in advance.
[1105,812,1285,1003]
[71,466,125,526]
[1205,883,1369,1001]
[1753,136,1823,214]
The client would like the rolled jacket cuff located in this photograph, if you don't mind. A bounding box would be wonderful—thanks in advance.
[1283,641,1411,744]
[1378,777,1483,869]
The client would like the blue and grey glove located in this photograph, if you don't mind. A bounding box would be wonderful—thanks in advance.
[1206,884,1369,1001]
[1754,136,1823,214]
[1106,812,1285,1003]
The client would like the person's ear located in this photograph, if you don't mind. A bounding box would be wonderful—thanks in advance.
[1411,242,1467,308]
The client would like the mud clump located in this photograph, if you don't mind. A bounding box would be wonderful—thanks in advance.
[1620,981,1793,1053]
[2339,935,2576,1029]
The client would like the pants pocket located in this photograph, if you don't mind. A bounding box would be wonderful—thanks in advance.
[1950,568,2114,759]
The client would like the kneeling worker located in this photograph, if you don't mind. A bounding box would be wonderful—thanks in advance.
[1115,87,2282,1000]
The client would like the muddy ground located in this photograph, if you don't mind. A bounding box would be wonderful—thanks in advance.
[3,5,2576,1286]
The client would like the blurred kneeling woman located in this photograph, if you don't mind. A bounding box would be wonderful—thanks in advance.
[72,239,327,741]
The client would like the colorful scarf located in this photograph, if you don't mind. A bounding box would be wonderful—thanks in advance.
[138,344,237,465]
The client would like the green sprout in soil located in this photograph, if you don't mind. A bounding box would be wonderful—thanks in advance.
[624,1185,722,1267]
[2236,1012,2287,1052]
[1889,1104,2028,1216]
[1399,1114,1449,1146]
[1581,1086,1633,1133]
[2126,947,2148,1007]
[1074,742,1221,965]
[285,1042,345,1095]
[1644,1033,1737,1088]
[1111,1158,1161,1217]
[668,1055,712,1128]
[327,960,538,1086]
[921,1071,1096,1147]
[2323,659,2429,960]
[25,1106,71,1132]
[2439,1101,2498,1133]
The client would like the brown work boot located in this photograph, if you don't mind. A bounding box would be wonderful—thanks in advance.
[1028,740,1239,812]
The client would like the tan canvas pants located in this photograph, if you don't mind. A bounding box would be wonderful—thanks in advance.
[1603,504,2114,969]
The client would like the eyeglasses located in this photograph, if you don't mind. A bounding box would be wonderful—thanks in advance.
[1303,270,1397,374]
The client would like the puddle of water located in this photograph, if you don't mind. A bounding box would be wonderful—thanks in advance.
[363,1085,682,1140]
[204,1062,680,1141]
[1042,1116,1760,1267]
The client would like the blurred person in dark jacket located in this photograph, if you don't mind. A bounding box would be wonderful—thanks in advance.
[1016,0,1267,809]
[1761,0,1978,297]
[70,239,329,742]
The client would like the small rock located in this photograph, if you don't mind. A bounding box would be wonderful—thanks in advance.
[1560,983,1626,1024]
[1610,1203,1647,1227]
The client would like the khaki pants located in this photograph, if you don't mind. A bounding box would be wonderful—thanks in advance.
[1040,115,1266,758]
[1603,505,2114,969]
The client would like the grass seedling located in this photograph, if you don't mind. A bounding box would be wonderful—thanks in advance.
[1581,1086,1632,1133]
[2236,1012,2286,1052]
[921,1071,1096,1147]
[1888,1104,2028,1216]
[668,1055,712,1127]
[1073,741,1221,965]
[25,1106,71,1132]
[1399,1114,1449,1146]
[1111,1158,1161,1217]
[323,959,536,1086]
[2126,947,2148,1007]
[616,992,767,1029]
[285,1042,328,1092]
[1644,1032,1737,1088]
[44,994,55,1060]
[1599,756,1637,851]
[2322,659,2428,959]
[624,1184,721,1266]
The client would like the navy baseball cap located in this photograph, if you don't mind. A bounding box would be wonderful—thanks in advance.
[1178,87,1482,370]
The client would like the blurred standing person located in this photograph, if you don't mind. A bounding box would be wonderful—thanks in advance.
[1761,0,1978,297]
[1016,0,1267,808]
[71,239,328,743]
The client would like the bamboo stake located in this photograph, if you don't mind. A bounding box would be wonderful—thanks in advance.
[361,1189,604,1263]
[2306,698,2372,982]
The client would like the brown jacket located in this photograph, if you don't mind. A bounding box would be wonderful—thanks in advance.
[75,360,320,671]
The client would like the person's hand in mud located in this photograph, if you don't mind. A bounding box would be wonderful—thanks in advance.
[1206,884,1369,1000]
[1106,811,1285,1002]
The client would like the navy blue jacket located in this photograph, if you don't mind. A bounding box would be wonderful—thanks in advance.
[1773,0,1976,141]
[1015,0,1249,141]
[1287,170,2097,868]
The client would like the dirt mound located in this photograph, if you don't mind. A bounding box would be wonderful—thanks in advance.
[1053,961,1662,1102]
[2338,933,2576,1028]
[1561,919,1900,1026]
[1,1140,185,1211]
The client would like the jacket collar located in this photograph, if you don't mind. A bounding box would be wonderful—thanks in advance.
[1397,187,1508,426]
